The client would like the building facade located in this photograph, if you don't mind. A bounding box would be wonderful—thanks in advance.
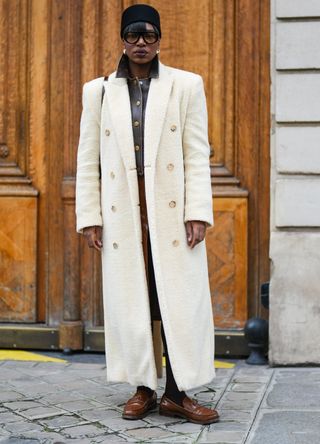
[270,0,320,364]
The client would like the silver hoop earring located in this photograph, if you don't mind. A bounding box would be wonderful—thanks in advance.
[123,48,126,54]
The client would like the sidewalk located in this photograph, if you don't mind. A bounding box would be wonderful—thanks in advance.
[0,354,319,443]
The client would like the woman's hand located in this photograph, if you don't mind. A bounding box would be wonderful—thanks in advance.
[185,220,207,249]
[83,226,103,251]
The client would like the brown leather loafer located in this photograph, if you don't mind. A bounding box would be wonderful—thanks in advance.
[159,394,219,425]
[122,389,157,420]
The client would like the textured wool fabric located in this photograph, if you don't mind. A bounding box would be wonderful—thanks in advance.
[120,4,161,37]
[76,62,215,391]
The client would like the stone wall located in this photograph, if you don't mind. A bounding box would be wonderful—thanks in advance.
[270,0,320,364]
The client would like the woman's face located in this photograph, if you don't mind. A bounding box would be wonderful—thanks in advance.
[123,22,160,65]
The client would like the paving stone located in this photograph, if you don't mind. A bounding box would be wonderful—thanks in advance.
[67,363,105,370]
[0,439,38,444]
[4,421,43,433]
[98,415,147,431]
[0,369,24,381]
[52,380,100,392]
[193,389,220,403]
[0,392,25,403]
[3,401,45,412]
[33,362,70,370]
[91,434,127,443]
[274,368,320,383]
[55,399,105,413]
[212,421,249,432]
[228,383,265,393]
[231,375,271,384]
[0,428,10,438]
[247,410,320,444]
[221,391,261,401]
[40,414,86,429]
[41,373,84,384]
[39,390,87,405]
[198,429,245,443]
[166,421,204,433]
[19,405,66,420]
[101,392,136,407]
[75,386,117,403]
[14,430,67,442]
[124,426,176,440]
[218,409,253,422]
[265,381,320,409]
[10,382,60,396]
[1,361,38,368]
[0,412,23,424]
[61,423,106,438]
[144,412,182,426]
[78,407,120,422]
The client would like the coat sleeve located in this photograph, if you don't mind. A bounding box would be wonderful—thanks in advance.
[75,81,103,234]
[182,75,214,227]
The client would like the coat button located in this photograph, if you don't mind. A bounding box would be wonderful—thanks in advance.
[110,171,115,179]
[169,200,176,208]
[111,205,116,212]
[134,121,140,127]
[167,163,174,171]
[135,145,140,151]
[105,129,110,136]
[136,100,141,106]
[172,239,179,247]
[170,124,177,132]
[113,242,118,249]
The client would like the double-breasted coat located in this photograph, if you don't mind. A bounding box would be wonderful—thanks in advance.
[76,61,215,391]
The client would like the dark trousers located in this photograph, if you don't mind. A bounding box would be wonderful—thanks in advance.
[138,174,182,397]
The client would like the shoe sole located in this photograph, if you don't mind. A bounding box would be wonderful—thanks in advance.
[122,400,157,420]
[159,408,219,425]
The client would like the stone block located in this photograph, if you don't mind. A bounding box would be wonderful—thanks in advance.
[275,179,320,227]
[20,405,66,420]
[198,429,245,443]
[276,0,320,18]
[124,426,176,440]
[276,22,320,69]
[276,74,320,122]
[276,126,320,174]
[4,421,43,433]
[269,232,320,364]
[247,410,320,444]
[61,424,105,438]
[264,369,320,409]
[55,399,105,413]
[228,383,265,393]
[0,392,24,403]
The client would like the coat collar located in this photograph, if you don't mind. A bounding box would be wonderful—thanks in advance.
[115,53,159,79]
[104,61,173,172]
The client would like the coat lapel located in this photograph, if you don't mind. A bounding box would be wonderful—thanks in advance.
[144,63,173,167]
[104,74,136,170]
[104,63,173,171]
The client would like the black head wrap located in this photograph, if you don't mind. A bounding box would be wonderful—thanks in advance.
[120,4,161,38]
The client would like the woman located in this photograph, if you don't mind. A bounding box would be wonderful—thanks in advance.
[76,4,219,424]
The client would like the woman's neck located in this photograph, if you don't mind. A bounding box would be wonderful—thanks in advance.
[128,60,152,79]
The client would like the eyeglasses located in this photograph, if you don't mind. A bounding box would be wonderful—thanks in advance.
[123,31,159,45]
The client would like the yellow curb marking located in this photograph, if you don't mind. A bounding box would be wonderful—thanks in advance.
[0,350,67,363]
[162,357,235,369]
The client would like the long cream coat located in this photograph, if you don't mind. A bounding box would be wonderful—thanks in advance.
[76,61,215,391]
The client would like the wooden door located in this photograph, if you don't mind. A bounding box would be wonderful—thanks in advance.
[0,0,269,354]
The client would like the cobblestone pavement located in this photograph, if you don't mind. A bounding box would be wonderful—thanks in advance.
[0,358,319,443]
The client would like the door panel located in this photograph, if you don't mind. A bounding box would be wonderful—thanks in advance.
[0,0,270,350]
